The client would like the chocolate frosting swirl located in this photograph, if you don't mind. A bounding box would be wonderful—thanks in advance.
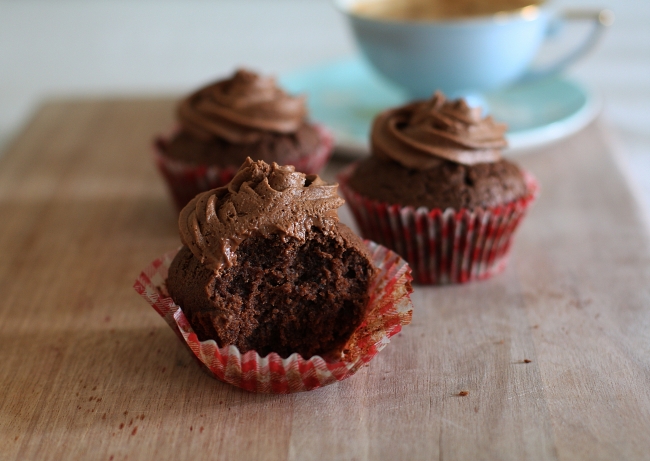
[177,69,307,144]
[372,91,508,169]
[178,158,344,272]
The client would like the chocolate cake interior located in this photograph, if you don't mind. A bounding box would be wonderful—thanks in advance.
[167,226,374,359]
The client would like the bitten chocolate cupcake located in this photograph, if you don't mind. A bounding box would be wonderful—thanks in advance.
[135,158,414,393]
[154,69,333,210]
[168,158,375,358]
[338,92,538,285]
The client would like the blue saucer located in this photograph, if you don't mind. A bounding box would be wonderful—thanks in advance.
[280,57,600,157]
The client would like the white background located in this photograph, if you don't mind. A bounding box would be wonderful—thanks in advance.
[1,0,649,214]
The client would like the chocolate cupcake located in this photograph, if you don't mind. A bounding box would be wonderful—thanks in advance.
[168,158,376,359]
[339,92,538,284]
[154,69,333,210]
[135,159,414,393]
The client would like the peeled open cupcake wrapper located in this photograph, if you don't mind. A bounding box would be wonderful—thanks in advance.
[153,124,335,211]
[134,241,413,394]
[338,164,539,285]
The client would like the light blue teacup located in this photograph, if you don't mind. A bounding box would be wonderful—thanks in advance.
[336,0,612,98]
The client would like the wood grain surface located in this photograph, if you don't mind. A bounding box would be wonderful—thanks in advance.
[1,100,649,461]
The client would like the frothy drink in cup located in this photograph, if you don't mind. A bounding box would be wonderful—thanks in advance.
[352,0,539,21]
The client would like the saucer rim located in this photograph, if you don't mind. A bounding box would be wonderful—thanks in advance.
[505,79,601,154]
[280,57,600,158]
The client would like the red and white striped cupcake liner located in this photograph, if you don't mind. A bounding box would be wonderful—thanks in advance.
[338,164,538,285]
[153,124,334,211]
[134,241,413,394]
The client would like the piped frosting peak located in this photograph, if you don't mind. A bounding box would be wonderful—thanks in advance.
[177,69,307,144]
[372,91,507,169]
[178,158,344,271]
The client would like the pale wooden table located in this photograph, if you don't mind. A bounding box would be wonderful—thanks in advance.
[1,100,649,461]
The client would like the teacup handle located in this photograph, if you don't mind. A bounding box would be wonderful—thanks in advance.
[521,9,614,82]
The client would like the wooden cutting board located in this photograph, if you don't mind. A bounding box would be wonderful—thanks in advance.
[1,99,649,461]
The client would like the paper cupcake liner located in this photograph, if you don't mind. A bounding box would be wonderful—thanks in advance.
[134,241,413,394]
[153,124,334,211]
[338,164,538,285]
